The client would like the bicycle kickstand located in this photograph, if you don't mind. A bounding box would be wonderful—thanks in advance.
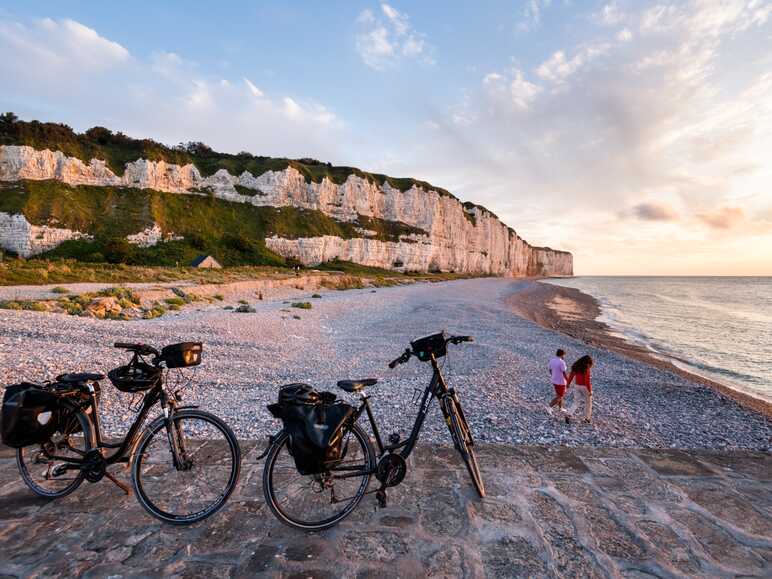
[104,471,131,495]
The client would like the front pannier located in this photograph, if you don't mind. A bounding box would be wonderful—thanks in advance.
[268,383,354,475]
[161,342,203,368]
[1,383,60,448]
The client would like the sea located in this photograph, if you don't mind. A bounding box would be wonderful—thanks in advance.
[543,276,772,403]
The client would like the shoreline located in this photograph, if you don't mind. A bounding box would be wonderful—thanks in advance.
[506,280,772,418]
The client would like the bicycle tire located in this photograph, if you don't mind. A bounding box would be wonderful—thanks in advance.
[263,422,375,531]
[446,397,485,498]
[17,407,93,499]
[131,409,241,525]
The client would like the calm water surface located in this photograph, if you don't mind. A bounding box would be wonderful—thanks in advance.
[544,277,772,402]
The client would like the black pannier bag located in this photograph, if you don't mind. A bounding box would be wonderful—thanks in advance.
[268,383,354,475]
[1,383,61,448]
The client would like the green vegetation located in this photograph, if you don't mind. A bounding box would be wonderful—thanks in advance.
[1,113,455,196]
[0,180,427,267]
[0,299,47,312]
[212,293,224,301]
[311,293,322,298]
[291,302,312,309]
[316,259,402,277]
[164,297,186,307]
[50,286,69,294]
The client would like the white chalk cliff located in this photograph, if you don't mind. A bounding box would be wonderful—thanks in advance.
[0,145,572,276]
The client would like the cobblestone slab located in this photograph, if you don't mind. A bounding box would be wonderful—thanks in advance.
[0,444,769,578]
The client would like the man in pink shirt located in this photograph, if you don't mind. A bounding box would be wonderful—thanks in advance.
[547,349,568,415]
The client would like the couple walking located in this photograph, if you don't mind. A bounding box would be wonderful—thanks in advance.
[548,349,593,424]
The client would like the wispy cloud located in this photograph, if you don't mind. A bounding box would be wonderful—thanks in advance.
[356,3,433,70]
[517,0,552,31]
[698,206,745,230]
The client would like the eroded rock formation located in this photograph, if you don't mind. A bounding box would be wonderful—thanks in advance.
[0,145,572,275]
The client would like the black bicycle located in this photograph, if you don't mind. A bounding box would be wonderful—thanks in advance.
[14,342,241,525]
[262,332,484,530]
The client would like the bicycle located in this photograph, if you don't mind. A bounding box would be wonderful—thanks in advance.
[262,332,484,531]
[14,342,241,525]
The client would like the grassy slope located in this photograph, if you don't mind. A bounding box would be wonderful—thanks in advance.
[0,180,427,266]
[0,116,455,197]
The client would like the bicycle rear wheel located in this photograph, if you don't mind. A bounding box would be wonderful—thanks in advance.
[445,397,485,498]
[131,409,241,525]
[263,423,375,531]
[17,408,92,498]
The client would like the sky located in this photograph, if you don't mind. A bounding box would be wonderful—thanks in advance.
[1,0,771,275]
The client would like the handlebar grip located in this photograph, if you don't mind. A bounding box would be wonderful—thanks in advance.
[388,349,412,369]
[114,342,137,349]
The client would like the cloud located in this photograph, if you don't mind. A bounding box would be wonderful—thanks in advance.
[517,0,552,31]
[483,69,542,110]
[387,0,772,273]
[617,28,633,42]
[356,3,432,70]
[535,43,611,84]
[698,206,745,229]
[243,77,263,98]
[0,17,342,161]
[632,202,679,221]
[597,2,624,26]
[0,18,129,83]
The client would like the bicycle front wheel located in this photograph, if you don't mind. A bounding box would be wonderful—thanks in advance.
[446,397,485,498]
[263,422,375,531]
[131,409,241,525]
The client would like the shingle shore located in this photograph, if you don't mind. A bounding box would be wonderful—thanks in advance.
[0,278,768,450]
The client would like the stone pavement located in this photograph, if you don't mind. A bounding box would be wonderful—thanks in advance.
[0,443,769,578]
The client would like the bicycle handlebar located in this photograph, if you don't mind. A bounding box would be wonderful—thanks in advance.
[388,335,474,368]
[114,342,160,357]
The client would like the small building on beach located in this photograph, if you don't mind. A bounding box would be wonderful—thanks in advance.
[190,255,222,269]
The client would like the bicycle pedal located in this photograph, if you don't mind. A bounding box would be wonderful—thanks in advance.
[376,489,388,508]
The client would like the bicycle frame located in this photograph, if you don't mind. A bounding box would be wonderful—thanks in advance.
[42,378,188,470]
[345,353,454,471]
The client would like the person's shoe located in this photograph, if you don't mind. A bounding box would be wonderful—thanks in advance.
[546,406,554,417]
[583,419,592,424]
[565,416,571,424]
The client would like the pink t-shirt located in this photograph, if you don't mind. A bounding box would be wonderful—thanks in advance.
[549,357,567,385]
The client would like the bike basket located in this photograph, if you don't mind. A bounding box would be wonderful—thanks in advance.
[1,383,61,448]
[411,331,447,362]
[108,362,162,393]
[161,342,203,368]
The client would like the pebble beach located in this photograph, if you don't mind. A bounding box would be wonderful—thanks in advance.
[0,278,768,450]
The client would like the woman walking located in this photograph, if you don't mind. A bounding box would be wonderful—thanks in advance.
[566,355,594,424]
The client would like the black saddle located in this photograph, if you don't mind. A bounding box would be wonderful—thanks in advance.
[56,373,105,384]
[337,378,378,393]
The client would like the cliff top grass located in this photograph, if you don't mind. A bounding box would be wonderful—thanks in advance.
[0,180,427,267]
[0,258,484,286]
[0,113,455,197]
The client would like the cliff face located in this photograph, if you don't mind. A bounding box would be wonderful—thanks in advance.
[0,145,573,276]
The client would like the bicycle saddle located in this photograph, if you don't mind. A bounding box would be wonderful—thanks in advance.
[337,378,378,393]
[56,372,105,383]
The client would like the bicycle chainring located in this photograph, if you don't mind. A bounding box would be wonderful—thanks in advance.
[376,453,407,487]
[83,449,106,483]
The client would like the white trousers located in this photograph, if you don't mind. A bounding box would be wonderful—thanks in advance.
[569,385,592,421]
